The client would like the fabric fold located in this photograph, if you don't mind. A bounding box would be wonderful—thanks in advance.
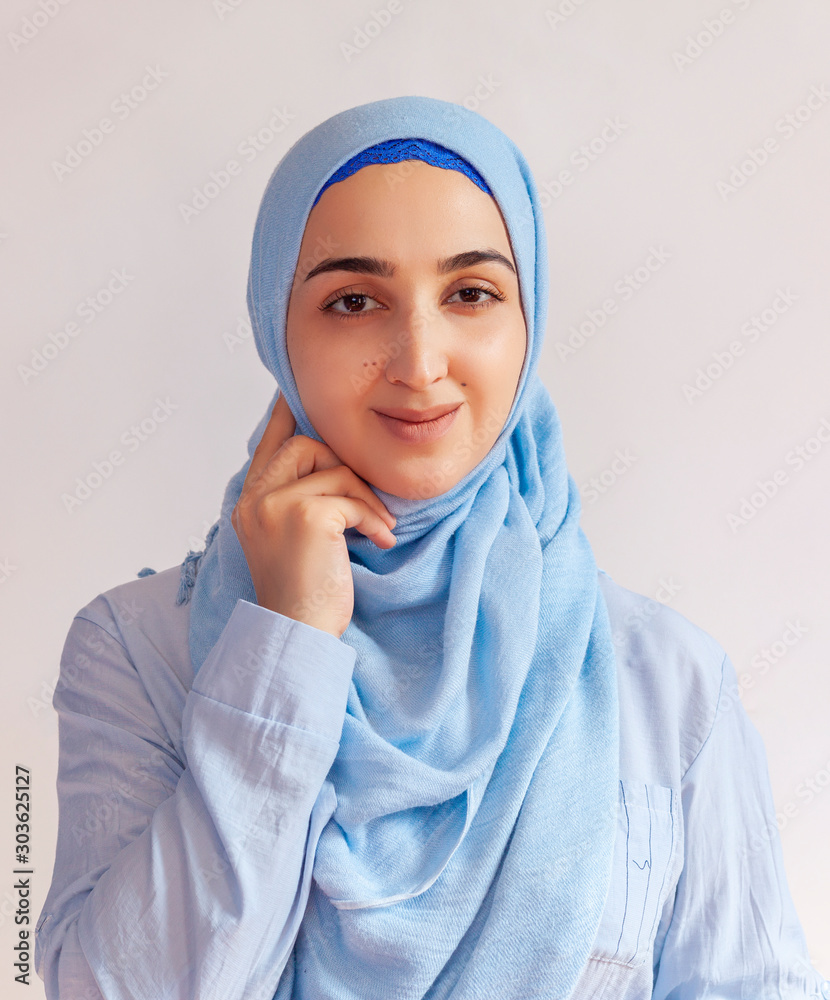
[329,765,494,910]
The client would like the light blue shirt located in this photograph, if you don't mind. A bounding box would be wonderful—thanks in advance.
[35,566,828,998]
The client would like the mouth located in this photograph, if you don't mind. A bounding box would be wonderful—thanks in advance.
[372,403,462,443]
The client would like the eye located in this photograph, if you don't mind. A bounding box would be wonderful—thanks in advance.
[446,284,506,309]
[319,288,384,320]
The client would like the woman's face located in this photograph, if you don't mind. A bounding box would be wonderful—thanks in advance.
[285,159,527,500]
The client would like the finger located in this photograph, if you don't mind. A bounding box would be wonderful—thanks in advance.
[293,465,397,530]
[314,495,397,548]
[245,434,344,499]
[243,392,297,489]
[254,454,397,530]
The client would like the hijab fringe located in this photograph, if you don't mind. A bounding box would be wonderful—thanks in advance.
[176,522,219,606]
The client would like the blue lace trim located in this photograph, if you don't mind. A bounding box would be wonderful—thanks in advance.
[312,138,492,206]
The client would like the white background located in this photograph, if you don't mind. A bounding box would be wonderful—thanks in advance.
[2,0,828,991]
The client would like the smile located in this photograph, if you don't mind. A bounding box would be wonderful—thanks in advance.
[373,405,461,443]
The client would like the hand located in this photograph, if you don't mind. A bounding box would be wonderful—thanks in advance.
[231,392,397,638]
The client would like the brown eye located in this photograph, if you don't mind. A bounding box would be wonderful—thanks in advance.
[446,285,506,308]
[319,289,384,319]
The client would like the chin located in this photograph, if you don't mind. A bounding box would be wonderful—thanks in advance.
[372,470,464,502]
[356,447,475,500]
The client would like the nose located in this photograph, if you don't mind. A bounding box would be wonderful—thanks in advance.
[383,302,449,390]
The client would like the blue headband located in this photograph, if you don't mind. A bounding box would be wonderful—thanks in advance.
[311,137,493,207]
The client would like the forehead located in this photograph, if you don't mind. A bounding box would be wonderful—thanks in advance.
[301,160,514,258]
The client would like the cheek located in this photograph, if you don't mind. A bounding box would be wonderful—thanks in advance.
[298,358,358,433]
[471,323,526,431]
[477,321,526,388]
[290,326,344,395]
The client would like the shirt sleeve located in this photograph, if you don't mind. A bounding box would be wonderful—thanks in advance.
[35,597,355,1000]
[652,652,829,998]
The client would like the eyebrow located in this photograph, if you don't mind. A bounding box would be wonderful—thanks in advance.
[302,248,516,282]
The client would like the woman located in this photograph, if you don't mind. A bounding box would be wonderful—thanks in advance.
[36,96,825,999]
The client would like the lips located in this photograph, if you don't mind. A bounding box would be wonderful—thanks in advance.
[372,403,462,423]
[373,403,461,444]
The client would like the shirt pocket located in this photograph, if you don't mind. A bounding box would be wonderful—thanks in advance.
[589,780,679,968]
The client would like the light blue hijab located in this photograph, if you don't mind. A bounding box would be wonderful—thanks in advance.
[180,95,619,999]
